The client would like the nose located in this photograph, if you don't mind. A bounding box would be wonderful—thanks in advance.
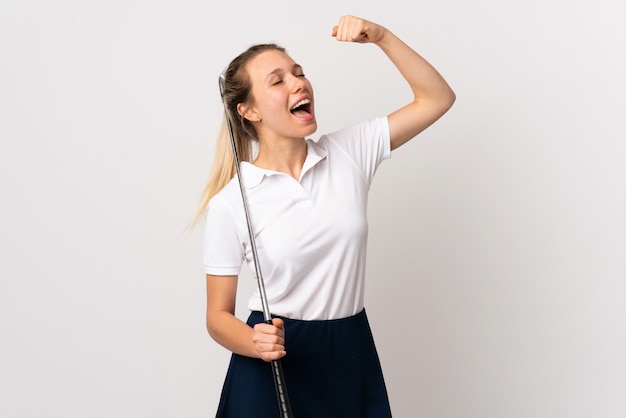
[289,74,305,93]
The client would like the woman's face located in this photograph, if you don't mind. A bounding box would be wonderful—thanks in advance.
[241,49,317,141]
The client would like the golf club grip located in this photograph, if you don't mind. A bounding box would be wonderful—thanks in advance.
[271,358,293,417]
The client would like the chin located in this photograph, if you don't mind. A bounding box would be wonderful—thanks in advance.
[304,122,318,137]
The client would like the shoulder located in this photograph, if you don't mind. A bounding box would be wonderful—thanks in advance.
[311,116,391,163]
[207,177,243,216]
[321,116,389,143]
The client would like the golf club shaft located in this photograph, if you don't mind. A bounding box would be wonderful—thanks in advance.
[219,74,294,418]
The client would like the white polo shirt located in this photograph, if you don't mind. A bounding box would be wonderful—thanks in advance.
[204,117,391,320]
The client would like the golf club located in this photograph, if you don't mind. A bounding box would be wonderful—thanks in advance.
[219,71,294,418]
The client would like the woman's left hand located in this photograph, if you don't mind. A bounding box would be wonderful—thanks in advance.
[331,15,386,44]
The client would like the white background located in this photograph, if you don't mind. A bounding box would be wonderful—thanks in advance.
[1,0,624,417]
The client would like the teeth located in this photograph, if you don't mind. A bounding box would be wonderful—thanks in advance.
[290,98,310,110]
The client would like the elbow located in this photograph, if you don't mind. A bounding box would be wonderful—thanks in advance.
[448,89,456,108]
[430,89,455,122]
[206,309,234,343]
[440,88,456,114]
[418,86,456,120]
[206,312,219,340]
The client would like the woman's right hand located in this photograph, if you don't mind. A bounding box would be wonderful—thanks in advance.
[252,318,287,362]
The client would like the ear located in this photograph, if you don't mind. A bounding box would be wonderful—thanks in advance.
[237,103,261,123]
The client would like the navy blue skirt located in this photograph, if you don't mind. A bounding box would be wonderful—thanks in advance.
[215,309,392,417]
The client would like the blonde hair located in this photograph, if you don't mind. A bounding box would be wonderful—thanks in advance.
[190,116,253,225]
[190,44,286,227]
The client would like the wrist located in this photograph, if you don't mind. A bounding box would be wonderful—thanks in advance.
[373,27,391,46]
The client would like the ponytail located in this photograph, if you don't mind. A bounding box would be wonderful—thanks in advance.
[189,43,285,228]
[190,115,254,226]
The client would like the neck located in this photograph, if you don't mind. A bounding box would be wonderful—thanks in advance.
[254,137,307,180]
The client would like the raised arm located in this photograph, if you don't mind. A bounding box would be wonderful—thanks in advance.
[332,15,455,150]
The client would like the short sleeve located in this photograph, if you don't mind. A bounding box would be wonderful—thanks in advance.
[324,117,391,184]
[203,195,245,276]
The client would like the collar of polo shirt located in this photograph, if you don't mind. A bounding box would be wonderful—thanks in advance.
[240,139,328,188]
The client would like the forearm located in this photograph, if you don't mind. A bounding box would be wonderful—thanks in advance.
[207,310,259,358]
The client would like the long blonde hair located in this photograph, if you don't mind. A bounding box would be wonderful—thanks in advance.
[191,44,287,226]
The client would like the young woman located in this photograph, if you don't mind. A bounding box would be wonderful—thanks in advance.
[199,15,455,417]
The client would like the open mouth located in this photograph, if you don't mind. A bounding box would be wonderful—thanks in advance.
[290,98,312,117]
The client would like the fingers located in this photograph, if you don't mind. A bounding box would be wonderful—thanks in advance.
[332,15,364,42]
[272,317,284,330]
[331,15,385,44]
[252,319,286,362]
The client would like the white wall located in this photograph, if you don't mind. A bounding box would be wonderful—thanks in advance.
[1,0,624,417]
